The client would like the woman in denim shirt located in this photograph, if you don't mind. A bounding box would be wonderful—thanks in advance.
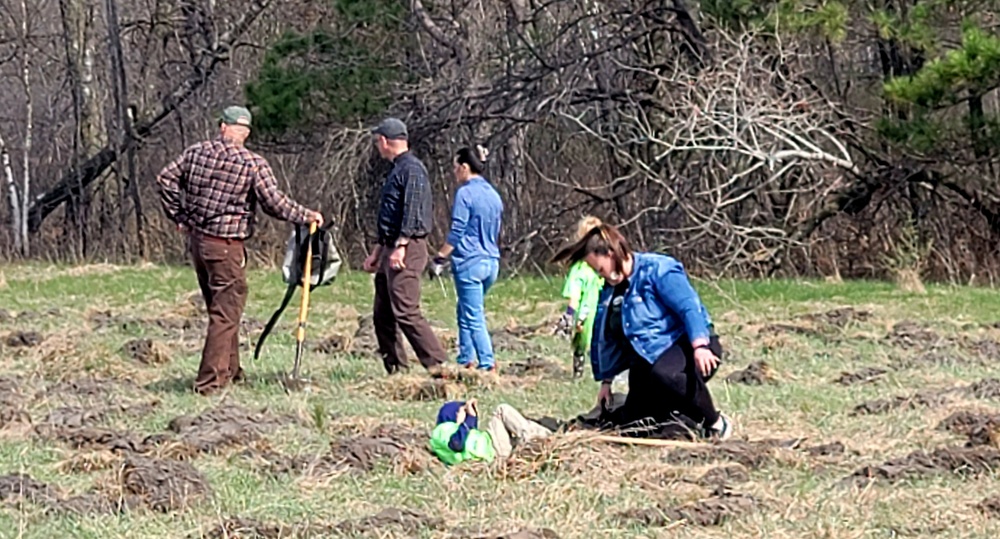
[432,146,503,371]
[552,223,733,440]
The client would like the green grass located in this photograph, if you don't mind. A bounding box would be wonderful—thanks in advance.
[1,263,1000,538]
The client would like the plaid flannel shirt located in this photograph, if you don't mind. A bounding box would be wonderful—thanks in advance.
[156,137,311,239]
[376,151,433,245]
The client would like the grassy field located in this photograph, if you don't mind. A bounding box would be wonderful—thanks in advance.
[1,262,1000,538]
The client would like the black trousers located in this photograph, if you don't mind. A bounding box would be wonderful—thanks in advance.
[618,335,723,427]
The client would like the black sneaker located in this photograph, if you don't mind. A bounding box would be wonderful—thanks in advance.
[705,413,734,441]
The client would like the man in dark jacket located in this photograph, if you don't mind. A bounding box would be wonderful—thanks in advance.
[156,105,323,395]
[363,117,447,374]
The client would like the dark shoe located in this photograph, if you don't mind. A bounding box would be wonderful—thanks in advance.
[704,413,734,441]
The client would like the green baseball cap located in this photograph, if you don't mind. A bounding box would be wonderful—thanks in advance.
[221,106,252,127]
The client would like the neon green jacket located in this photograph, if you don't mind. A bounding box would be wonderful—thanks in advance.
[429,422,496,465]
[561,260,604,356]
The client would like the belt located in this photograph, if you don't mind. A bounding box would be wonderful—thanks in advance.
[190,230,244,245]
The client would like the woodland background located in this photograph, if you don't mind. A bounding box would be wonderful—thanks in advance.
[1,0,999,284]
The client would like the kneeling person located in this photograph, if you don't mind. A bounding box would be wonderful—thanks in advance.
[430,399,552,464]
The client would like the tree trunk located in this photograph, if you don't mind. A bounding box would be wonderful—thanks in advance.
[0,132,20,254]
[19,0,32,257]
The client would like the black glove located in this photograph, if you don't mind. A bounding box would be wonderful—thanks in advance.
[555,307,575,337]
[428,256,449,279]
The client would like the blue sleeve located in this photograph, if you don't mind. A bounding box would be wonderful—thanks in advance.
[446,188,471,247]
[591,284,626,381]
[653,260,710,342]
[448,414,478,452]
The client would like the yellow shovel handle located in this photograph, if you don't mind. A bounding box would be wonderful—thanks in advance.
[296,221,318,341]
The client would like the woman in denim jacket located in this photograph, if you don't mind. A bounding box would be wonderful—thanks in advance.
[432,146,504,371]
[552,222,733,440]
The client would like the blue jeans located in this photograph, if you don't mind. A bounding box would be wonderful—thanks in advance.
[454,258,499,368]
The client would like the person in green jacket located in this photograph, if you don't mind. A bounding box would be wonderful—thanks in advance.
[555,216,606,377]
[429,399,552,465]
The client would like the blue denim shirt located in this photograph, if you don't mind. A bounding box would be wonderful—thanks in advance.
[590,252,713,381]
[446,176,503,273]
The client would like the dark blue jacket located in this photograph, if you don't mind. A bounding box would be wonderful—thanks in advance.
[590,252,713,381]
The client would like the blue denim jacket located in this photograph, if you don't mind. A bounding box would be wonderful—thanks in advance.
[446,176,503,273]
[590,252,713,381]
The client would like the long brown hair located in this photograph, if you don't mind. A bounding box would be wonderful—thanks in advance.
[551,222,633,275]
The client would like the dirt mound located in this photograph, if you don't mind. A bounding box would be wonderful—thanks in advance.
[725,361,774,385]
[886,321,950,350]
[119,455,211,512]
[696,465,750,487]
[199,508,446,539]
[802,307,871,327]
[37,402,157,431]
[847,445,1000,485]
[35,424,150,453]
[968,378,1000,399]
[248,423,430,478]
[965,338,1000,361]
[313,334,349,354]
[0,376,30,429]
[616,491,756,527]
[0,473,116,514]
[451,529,561,539]
[663,439,803,469]
[164,405,300,456]
[0,309,12,324]
[976,496,1000,518]
[835,367,887,386]
[200,517,320,538]
[759,323,829,341]
[851,390,949,416]
[5,330,43,348]
[805,442,847,456]
[40,377,145,403]
[333,507,444,535]
[501,356,565,378]
[937,411,1000,447]
[329,424,429,473]
[122,339,171,365]
[0,473,61,505]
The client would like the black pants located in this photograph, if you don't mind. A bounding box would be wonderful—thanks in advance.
[618,335,723,427]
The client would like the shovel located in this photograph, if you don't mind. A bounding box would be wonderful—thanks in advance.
[290,221,318,382]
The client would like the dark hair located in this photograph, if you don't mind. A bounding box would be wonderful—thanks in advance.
[550,223,632,275]
[455,145,489,175]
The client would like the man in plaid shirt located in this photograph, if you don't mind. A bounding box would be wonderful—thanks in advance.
[156,105,323,395]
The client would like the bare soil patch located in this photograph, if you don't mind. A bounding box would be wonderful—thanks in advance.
[695,465,750,487]
[450,528,561,539]
[501,356,566,378]
[162,405,301,457]
[246,422,431,479]
[616,490,756,527]
[847,445,1000,486]
[118,455,211,512]
[851,390,951,416]
[0,455,210,515]
[725,361,775,385]
[333,507,444,535]
[663,439,803,469]
[199,507,448,539]
[976,496,1000,518]
[5,330,43,348]
[122,339,172,365]
[835,367,888,386]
